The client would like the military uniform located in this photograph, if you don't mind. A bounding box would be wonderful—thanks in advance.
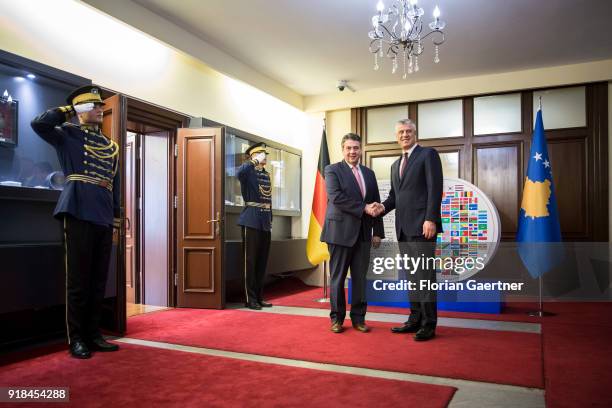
[31,85,120,354]
[237,143,272,308]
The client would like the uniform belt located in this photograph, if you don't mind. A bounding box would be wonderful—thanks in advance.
[66,174,113,192]
[245,201,271,209]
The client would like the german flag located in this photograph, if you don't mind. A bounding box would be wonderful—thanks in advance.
[306,128,330,265]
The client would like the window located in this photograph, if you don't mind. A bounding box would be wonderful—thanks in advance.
[474,93,521,135]
[366,105,408,144]
[439,151,459,179]
[417,99,463,139]
[533,86,586,129]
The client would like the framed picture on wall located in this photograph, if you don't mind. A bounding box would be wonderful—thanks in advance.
[0,97,18,147]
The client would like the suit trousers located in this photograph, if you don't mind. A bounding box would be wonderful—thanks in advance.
[398,232,438,329]
[328,240,370,324]
[242,226,271,305]
[63,215,113,344]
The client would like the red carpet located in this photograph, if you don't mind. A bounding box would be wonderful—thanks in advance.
[127,308,543,388]
[0,343,456,408]
[266,278,541,323]
[543,321,612,408]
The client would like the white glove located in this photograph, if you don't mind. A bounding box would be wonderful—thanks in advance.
[74,102,95,114]
[253,152,266,163]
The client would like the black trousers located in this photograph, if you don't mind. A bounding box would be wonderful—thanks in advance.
[398,233,438,329]
[328,240,370,324]
[242,226,271,305]
[64,216,113,344]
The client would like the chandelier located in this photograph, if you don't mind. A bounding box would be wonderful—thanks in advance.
[369,0,446,78]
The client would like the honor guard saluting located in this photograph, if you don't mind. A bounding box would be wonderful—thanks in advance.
[237,142,274,310]
[31,85,121,359]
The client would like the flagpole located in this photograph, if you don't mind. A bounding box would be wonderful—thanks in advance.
[314,260,330,303]
[528,274,545,317]
[527,273,554,317]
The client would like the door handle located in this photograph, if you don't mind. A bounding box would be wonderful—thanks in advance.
[206,212,222,235]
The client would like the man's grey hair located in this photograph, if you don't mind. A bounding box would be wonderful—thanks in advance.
[396,119,416,130]
[341,132,362,148]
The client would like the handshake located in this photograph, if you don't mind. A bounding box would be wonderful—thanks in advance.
[365,202,384,217]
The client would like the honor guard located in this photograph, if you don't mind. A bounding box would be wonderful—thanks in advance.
[237,142,274,310]
[31,85,121,359]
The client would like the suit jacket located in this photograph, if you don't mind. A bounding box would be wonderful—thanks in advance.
[382,145,443,239]
[320,161,385,247]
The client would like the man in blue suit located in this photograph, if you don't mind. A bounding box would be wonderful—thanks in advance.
[320,133,384,333]
[379,119,443,341]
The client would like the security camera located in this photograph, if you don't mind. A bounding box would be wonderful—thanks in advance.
[337,80,355,92]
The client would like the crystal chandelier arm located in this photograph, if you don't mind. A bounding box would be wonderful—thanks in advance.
[420,30,445,46]
[379,22,400,40]
[369,39,382,54]
[387,44,400,57]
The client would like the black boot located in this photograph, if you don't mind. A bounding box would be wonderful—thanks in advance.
[88,337,119,352]
[69,341,92,359]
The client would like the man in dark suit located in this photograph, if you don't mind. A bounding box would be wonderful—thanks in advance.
[378,119,443,341]
[320,133,384,333]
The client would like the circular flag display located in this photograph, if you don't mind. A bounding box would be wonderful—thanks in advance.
[436,178,501,282]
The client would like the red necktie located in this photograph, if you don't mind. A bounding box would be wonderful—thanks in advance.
[352,166,365,198]
[400,152,409,179]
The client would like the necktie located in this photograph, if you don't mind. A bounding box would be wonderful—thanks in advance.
[400,152,409,179]
[352,165,365,198]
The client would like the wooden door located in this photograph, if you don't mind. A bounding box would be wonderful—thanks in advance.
[101,94,126,334]
[125,132,137,304]
[176,127,224,308]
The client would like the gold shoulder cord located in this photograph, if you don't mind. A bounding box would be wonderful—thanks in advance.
[259,184,272,197]
[84,133,119,160]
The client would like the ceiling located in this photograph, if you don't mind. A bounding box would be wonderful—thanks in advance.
[129,0,612,96]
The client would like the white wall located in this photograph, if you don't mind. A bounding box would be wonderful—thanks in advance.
[306,59,612,112]
[0,0,318,237]
[325,109,351,164]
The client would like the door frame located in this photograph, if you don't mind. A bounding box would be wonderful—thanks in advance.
[101,89,189,320]
[125,97,190,308]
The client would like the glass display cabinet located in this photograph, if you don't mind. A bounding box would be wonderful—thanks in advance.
[225,132,301,214]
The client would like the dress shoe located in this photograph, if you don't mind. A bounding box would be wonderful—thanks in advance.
[69,341,91,359]
[330,321,344,333]
[352,323,371,333]
[88,337,119,352]
[390,322,420,334]
[414,327,436,341]
[258,300,273,308]
[245,302,262,310]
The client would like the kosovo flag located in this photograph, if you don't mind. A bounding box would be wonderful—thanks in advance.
[516,109,563,278]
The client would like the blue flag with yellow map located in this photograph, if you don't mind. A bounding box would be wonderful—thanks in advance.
[517,109,562,278]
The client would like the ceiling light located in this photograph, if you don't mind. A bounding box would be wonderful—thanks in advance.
[369,1,446,79]
[26,74,36,79]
